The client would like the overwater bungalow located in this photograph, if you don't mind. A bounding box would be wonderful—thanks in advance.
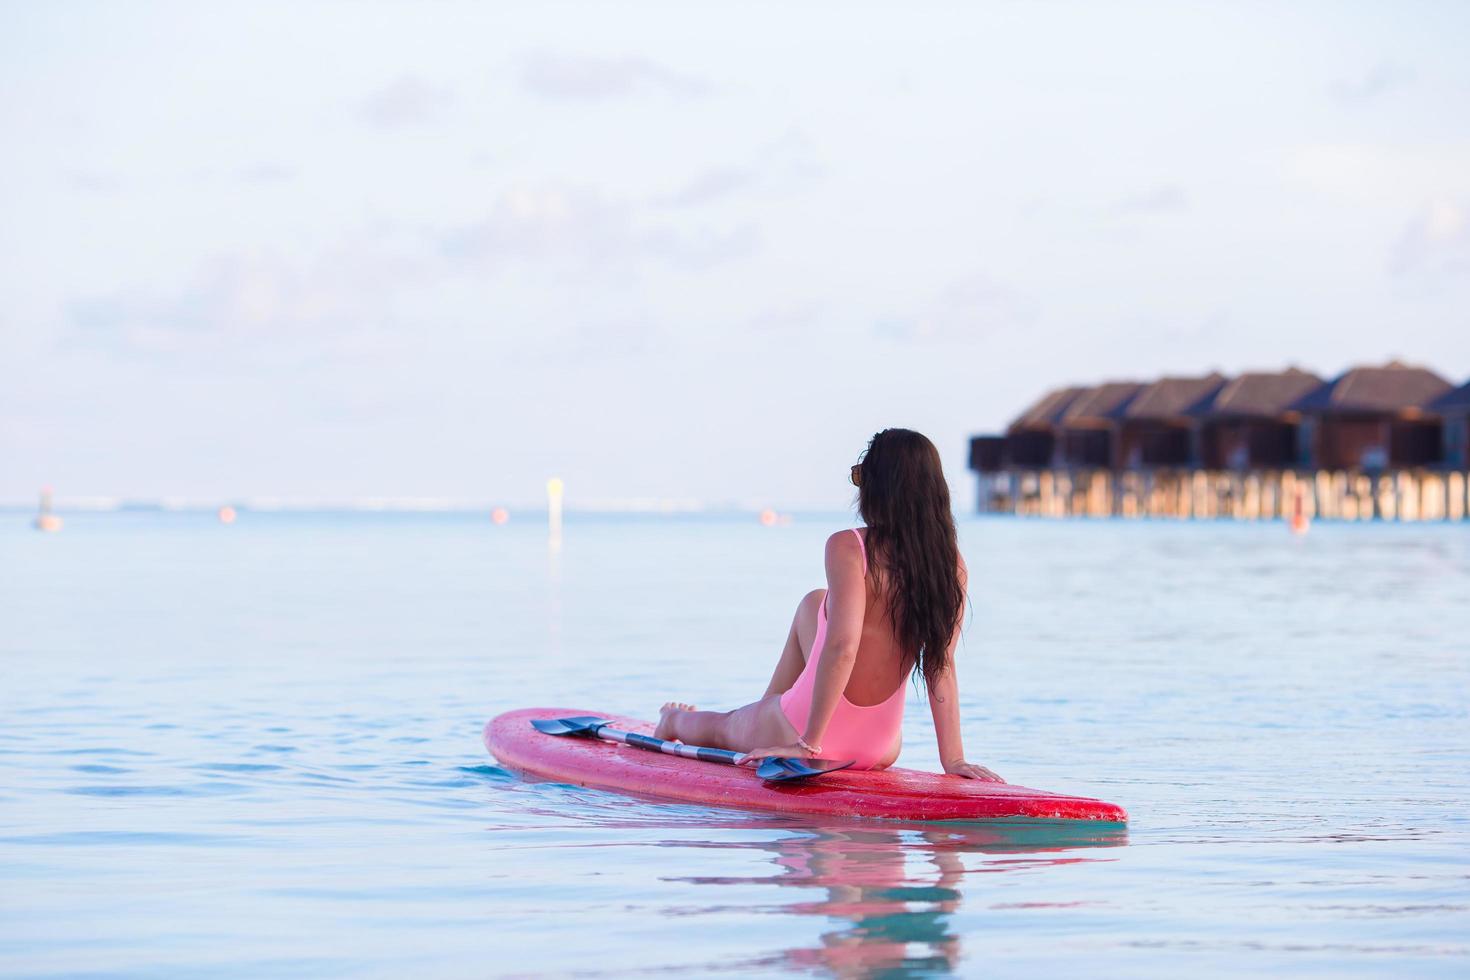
[967,434,1007,474]
[1289,361,1450,471]
[967,361,1469,522]
[1429,381,1470,471]
[1004,385,1089,468]
[1115,373,1227,469]
[1057,382,1143,468]
[1188,367,1322,470]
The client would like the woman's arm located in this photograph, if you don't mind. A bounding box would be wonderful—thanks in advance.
[930,558,1004,782]
[798,531,867,752]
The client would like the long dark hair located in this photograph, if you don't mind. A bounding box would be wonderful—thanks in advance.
[855,429,965,693]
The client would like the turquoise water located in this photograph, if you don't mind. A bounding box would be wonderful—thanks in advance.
[2,512,1467,977]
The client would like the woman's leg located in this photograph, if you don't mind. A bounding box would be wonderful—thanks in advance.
[654,588,825,749]
[655,703,739,746]
[762,589,826,697]
[658,693,799,752]
[872,730,903,770]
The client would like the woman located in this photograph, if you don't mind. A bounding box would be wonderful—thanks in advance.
[653,428,1003,781]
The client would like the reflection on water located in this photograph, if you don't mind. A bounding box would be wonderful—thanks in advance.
[671,821,1127,976]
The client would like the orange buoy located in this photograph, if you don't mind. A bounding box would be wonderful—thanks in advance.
[1289,484,1309,536]
[33,487,62,532]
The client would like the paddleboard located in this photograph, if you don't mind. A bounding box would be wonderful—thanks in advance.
[485,707,1127,824]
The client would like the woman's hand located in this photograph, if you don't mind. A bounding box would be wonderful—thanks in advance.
[944,759,1005,782]
[737,745,812,766]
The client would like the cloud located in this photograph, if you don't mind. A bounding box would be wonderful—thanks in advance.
[441,185,759,273]
[1330,62,1414,104]
[69,244,422,359]
[63,169,123,193]
[65,185,757,364]
[363,75,452,127]
[1118,184,1188,214]
[876,273,1037,343]
[654,132,826,210]
[658,168,756,208]
[757,128,826,189]
[1390,199,1470,285]
[511,317,666,365]
[1283,143,1470,204]
[520,52,710,100]
[747,301,823,334]
[239,162,295,183]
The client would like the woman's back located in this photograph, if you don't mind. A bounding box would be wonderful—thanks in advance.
[844,528,910,706]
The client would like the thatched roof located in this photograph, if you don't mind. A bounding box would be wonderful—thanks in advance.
[1122,373,1228,421]
[1060,382,1144,424]
[1007,386,1089,432]
[1428,380,1470,414]
[1186,367,1323,419]
[1289,361,1451,415]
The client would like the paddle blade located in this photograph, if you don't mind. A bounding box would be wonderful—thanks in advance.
[756,756,855,783]
[530,716,609,737]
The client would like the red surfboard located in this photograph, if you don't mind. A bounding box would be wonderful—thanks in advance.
[485,707,1127,823]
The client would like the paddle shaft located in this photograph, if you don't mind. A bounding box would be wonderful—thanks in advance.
[588,723,744,766]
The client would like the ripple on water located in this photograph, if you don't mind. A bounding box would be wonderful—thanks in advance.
[1,831,258,847]
[295,771,359,785]
[191,763,286,773]
[70,764,131,774]
[63,782,251,798]
[457,764,515,782]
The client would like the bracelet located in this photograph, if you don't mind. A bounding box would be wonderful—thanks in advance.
[796,735,821,756]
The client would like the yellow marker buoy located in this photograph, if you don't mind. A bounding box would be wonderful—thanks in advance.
[547,477,564,550]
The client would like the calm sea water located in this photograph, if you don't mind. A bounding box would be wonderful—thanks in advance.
[2,511,1467,978]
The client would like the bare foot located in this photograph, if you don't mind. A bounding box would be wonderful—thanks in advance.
[653,702,696,741]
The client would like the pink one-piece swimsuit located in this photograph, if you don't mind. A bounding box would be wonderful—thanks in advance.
[778,528,906,770]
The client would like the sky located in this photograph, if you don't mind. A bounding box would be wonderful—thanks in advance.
[2,0,1468,510]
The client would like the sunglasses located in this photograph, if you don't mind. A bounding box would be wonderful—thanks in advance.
[850,464,862,487]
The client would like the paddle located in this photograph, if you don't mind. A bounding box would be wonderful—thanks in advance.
[529,716,854,783]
